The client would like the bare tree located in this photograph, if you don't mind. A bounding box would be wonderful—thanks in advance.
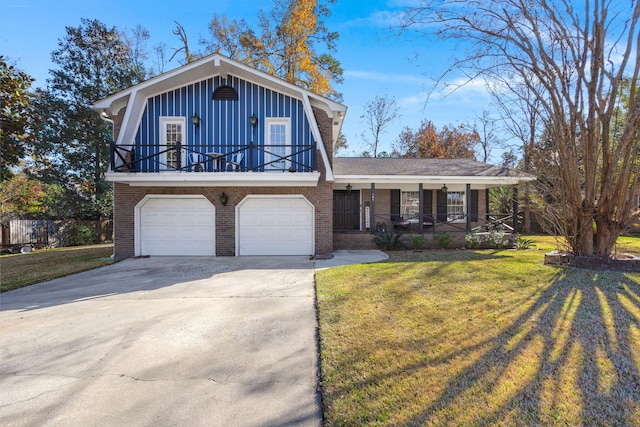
[470,109,500,163]
[487,79,545,234]
[360,95,400,157]
[170,21,197,64]
[402,0,640,258]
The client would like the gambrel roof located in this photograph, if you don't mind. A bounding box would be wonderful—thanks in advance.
[92,53,347,182]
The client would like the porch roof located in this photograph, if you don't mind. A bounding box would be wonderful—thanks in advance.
[332,157,536,187]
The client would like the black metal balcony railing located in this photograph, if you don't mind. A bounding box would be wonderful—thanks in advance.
[110,142,317,173]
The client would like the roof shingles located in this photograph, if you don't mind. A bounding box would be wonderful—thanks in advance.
[333,157,533,178]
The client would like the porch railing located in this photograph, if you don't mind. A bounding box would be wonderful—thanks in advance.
[372,212,521,234]
[110,142,317,173]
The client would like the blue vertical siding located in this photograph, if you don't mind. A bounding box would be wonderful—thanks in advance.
[133,75,317,172]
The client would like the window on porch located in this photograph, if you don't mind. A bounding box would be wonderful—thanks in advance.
[401,191,420,219]
[447,191,466,222]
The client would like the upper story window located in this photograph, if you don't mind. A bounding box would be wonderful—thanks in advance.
[265,118,291,171]
[160,117,186,170]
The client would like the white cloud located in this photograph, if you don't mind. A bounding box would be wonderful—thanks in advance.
[344,69,431,86]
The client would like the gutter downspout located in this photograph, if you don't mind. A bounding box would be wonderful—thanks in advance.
[98,111,116,260]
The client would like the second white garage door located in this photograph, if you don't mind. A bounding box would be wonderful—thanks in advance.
[136,195,216,256]
[237,196,314,256]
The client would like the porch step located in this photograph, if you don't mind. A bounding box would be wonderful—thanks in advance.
[333,233,377,250]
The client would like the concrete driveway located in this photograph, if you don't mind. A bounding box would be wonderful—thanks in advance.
[0,256,334,427]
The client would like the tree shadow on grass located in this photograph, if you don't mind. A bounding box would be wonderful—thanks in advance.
[320,265,640,425]
[405,267,640,426]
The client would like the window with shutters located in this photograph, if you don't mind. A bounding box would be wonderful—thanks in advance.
[447,191,465,222]
[401,191,420,219]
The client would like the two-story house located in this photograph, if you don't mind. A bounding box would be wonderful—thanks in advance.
[93,54,535,259]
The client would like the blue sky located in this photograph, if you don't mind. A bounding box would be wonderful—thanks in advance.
[1,0,495,159]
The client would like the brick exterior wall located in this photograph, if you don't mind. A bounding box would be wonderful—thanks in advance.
[111,106,335,259]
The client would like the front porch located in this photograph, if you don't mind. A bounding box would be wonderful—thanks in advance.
[333,183,522,250]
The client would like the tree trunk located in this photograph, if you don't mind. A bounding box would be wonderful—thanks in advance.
[576,212,595,256]
[594,219,620,258]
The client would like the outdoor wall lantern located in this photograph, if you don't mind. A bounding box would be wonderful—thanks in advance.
[220,192,228,206]
[249,114,258,129]
[441,184,448,194]
[346,183,352,193]
[191,114,201,126]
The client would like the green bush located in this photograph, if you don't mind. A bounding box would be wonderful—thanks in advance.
[409,234,427,250]
[515,236,535,250]
[434,231,453,249]
[67,224,96,246]
[374,229,404,251]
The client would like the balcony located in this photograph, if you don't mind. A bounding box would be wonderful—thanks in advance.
[107,142,321,187]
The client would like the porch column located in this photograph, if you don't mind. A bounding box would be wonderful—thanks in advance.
[513,185,519,233]
[370,183,376,234]
[418,183,424,234]
[466,183,472,231]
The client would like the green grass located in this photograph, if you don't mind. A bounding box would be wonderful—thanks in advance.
[1,244,114,292]
[316,235,640,426]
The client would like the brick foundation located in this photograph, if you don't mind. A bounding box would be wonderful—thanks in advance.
[333,233,378,250]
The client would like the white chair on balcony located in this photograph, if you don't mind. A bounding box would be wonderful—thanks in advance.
[226,153,244,171]
[189,152,205,172]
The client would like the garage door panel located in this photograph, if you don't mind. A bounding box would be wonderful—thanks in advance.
[138,196,215,256]
[238,197,313,256]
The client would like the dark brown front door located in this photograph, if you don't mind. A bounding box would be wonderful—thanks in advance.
[333,190,360,231]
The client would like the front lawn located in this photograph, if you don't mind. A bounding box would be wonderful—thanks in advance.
[316,236,640,426]
[1,244,114,292]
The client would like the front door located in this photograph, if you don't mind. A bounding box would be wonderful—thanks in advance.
[333,190,360,231]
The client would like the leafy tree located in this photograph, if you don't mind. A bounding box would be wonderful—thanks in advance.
[403,0,640,258]
[31,19,147,219]
[360,95,400,157]
[334,131,347,154]
[203,0,343,98]
[0,57,37,181]
[392,120,478,159]
[0,174,47,224]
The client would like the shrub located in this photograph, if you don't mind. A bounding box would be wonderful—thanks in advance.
[487,224,510,249]
[374,229,403,251]
[409,234,427,250]
[434,231,453,249]
[465,231,481,249]
[67,224,96,246]
[515,236,535,250]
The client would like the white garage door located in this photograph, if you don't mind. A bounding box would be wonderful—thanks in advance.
[136,195,215,256]
[237,196,314,256]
